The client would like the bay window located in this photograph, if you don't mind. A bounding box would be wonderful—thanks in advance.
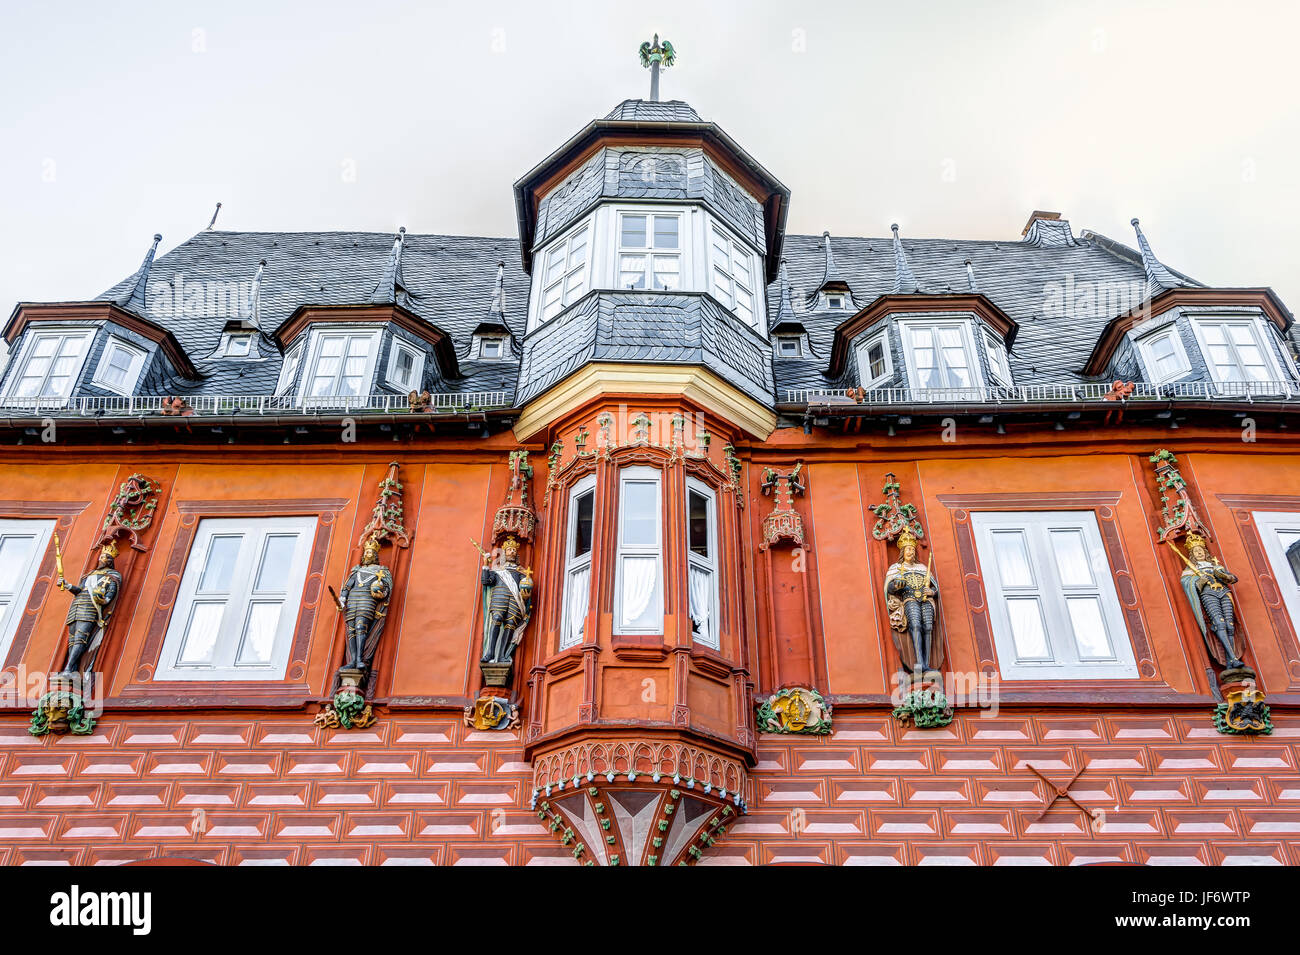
[614,467,663,635]
[685,479,719,649]
[92,336,148,395]
[618,212,681,291]
[540,221,591,321]
[1191,318,1283,385]
[983,329,1012,386]
[276,341,303,395]
[709,223,757,325]
[1136,325,1190,384]
[857,330,892,388]
[300,329,380,404]
[155,516,316,680]
[560,476,596,649]
[386,338,424,392]
[972,511,1137,679]
[3,328,93,405]
[0,519,55,662]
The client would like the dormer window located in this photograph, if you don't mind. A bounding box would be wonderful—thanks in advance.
[825,294,845,310]
[92,336,148,395]
[1136,324,1190,384]
[619,212,681,290]
[301,328,381,403]
[476,335,509,361]
[709,223,756,325]
[775,335,803,358]
[3,327,94,405]
[386,338,425,392]
[899,320,977,390]
[983,329,1013,386]
[221,332,255,359]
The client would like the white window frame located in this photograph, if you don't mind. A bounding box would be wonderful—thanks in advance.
[538,218,593,324]
[613,466,663,636]
[856,329,893,389]
[617,209,684,292]
[475,334,509,361]
[972,510,1138,680]
[559,475,597,649]
[0,519,55,662]
[276,341,304,396]
[217,330,257,360]
[708,221,760,327]
[823,292,848,310]
[385,337,425,391]
[91,336,148,395]
[1254,511,1300,635]
[1135,323,1191,384]
[1190,317,1287,387]
[155,516,316,680]
[297,327,382,406]
[2,327,95,407]
[775,335,803,358]
[898,318,982,394]
[685,478,720,649]
[983,329,1013,386]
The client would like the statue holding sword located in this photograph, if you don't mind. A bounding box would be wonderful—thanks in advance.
[1170,532,1246,670]
[53,533,123,676]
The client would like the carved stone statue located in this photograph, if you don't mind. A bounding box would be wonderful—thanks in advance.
[479,536,533,677]
[1177,533,1246,670]
[58,538,122,675]
[337,535,393,673]
[884,529,942,674]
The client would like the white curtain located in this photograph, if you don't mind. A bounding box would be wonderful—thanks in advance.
[688,565,713,646]
[620,557,656,629]
[564,565,590,647]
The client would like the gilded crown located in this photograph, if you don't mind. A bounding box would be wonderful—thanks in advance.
[1186,532,1208,550]
[897,528,918,550]
[99,539,119,559]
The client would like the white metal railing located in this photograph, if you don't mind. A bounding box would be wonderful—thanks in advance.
[0,391,511,417]
[785,380,1300,406]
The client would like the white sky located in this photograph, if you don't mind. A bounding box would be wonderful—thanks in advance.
[2,0,1298,319]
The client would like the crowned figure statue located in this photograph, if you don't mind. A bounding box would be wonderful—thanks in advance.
[1177,532,1246,671]
[479,536,533,681]
[337,534,393,674]
[884,529,943,675]
[58,538,123,675]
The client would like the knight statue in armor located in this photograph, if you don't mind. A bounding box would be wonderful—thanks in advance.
[1178,533,1246,670]
[479,536,533,671]
[59,539,123,675]
[338,535,393,673]
[884,529,943,675]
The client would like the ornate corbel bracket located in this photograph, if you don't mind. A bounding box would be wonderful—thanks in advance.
[758,462,805,551]
[869,471,925,546]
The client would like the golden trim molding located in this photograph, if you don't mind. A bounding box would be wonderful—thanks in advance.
[512,363,777,442]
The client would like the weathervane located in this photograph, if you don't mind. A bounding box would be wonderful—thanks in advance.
[639,34,676,102]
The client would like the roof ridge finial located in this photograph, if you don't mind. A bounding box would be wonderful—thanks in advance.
[822,230,835,278]
[964,258,978,292]
[775,256,795,324]
[241,258,267,328]
[206,202,222,231]
[1131,217,1192,299]
[639,34,676,102]
[490,260,506,317]
[890,223,918,294]
[115,233,162,314]
[369,226,408,305]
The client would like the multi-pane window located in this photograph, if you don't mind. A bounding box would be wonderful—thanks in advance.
[1136,326,1189,383]
[614,467,663,634]
[618,213,681,291]
[1254,511,1300,634]
[776,336,802,358]
[276,342,303,395]
[303,331,379,401]
[972,511,1137,679]
[983,329,1012,385]
[710,224,757,325]
[857,331,892,387]
[1193,319,1279,384]
[386,338,424,391]
[4,330,93,404]
[540,222,591,321]
[559,476,596,649]
[91,337,147,395]
[900,322,977,390]
[156,517,316,680]
[686,479,719,649]
[0,519,54,662]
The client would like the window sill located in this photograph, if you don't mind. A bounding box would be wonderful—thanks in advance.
[111,681,313,708]
[611,632,668,661]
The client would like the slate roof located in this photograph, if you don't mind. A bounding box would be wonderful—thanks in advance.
[768,226,1194,395]
[94,230,530,398]
[604,99,704,123]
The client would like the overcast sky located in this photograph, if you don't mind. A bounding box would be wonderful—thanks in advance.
[2,0,1298,319]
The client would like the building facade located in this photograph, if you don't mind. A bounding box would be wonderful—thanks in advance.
[2,58,1300,866]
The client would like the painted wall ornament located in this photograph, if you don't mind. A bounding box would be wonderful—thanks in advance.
[870,472,925,545]
[1149,449,1209,543]
[464,694,520,731]
[492,449,536,543]
[100,473,162,550]
[1214,680,1272,735]
[758,462,805,550]
[756,686,831,734]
